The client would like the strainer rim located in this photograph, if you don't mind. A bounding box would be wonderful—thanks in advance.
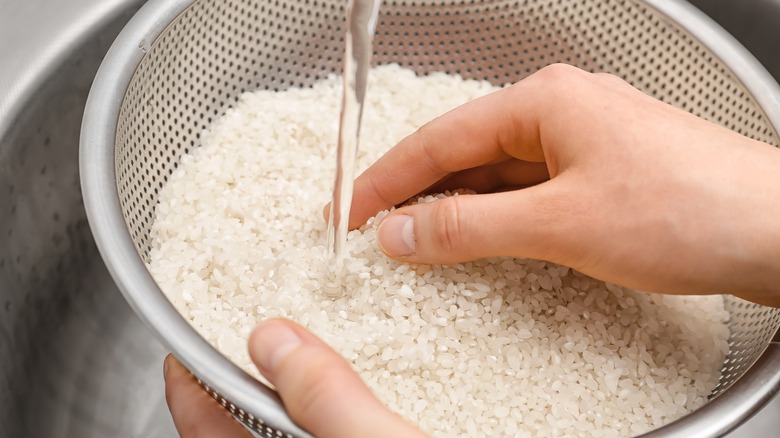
[646,0,780,146]
[79,0,312,436]
[80,0,780,437]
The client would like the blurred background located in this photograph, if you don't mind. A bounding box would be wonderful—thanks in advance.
[0,0,778,436]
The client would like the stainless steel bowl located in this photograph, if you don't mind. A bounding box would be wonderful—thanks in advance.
[79,0,780,437]
[0,0,176,436]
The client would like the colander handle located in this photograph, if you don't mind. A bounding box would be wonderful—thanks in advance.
[638,341,780,438]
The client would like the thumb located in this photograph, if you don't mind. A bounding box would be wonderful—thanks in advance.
[377,186,566,265]
[249,319,425,438]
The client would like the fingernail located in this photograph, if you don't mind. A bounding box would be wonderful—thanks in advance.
[255,321,303,373]
[163,354,172,378]
[378,214,416,256]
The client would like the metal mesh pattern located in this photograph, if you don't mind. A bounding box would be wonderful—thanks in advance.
[715,296,780,395]
[115,0,780,262]
[197,379,292,438]
[112,0,780,435]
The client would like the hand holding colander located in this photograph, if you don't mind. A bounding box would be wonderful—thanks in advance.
[81,0,780,436]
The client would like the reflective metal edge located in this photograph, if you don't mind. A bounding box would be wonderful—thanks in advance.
[641,343,780,438]
[638,1,780,436]
[80,0,780,437]
[78,0,312,436]
[648,0,780,140]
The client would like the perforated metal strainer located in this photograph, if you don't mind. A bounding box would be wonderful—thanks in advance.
[81,0,780,436]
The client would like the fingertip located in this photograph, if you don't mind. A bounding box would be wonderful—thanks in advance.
[378,192,549,265]
[163,355,194,407]
[248,319,424,438]
[163,353,173,378]
[248,318,303,378]
[163,355,252,438]
[164,354,187,384]
[377,213,416,258]
[322,202,330,223]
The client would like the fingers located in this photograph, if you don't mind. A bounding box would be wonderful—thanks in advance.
[164,355,252,438]
[164,322,424,438]
[428,160,550,194]
[347,76,548,228]
[347,63,608,229]
[377,181,576,265]
[248,319,425,438]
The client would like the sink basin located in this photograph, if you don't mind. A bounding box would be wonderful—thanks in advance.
[0,0,777,437]
[0,0,175,436]
[688,0,780,80]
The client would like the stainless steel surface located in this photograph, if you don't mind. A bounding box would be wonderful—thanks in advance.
[80,0,780,437]
[669,4,780,433]
[0,0,176,436]
[689,0,780,81]
[0,0,139,138]
[0,0,778,436]
[645,342,780,438]
[82,1,313,435]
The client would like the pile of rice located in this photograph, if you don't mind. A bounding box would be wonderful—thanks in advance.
[148,64,730,437]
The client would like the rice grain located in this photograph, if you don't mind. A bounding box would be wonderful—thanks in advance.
[148,64,730,437]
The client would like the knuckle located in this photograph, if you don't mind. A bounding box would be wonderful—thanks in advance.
[414,122,444,174]
[286,356,343,421]
[594,71,630,88]
[367,170,397,209]
[534,63,580,85]
[292,379,328,420]
[525,63,590,99]
[432,196,464,253]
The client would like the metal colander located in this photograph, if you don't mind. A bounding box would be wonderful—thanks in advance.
[81,0,780,436]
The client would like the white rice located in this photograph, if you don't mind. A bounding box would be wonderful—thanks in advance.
[148,64,731,437]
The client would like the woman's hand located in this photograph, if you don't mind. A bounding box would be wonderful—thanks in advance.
[165,63,780,438]
[164,318,426,438]
[348,63,780,306]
